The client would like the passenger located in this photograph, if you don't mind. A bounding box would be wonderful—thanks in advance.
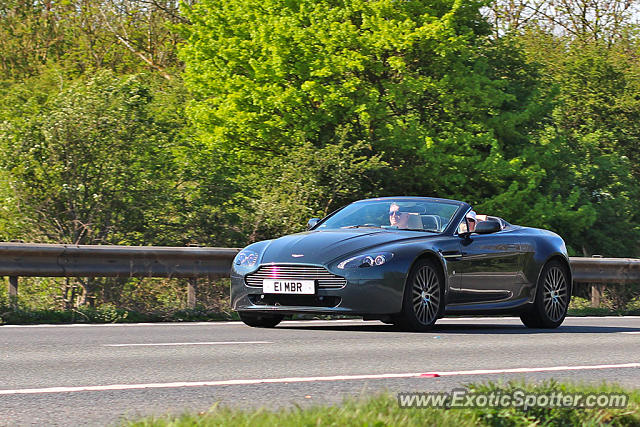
[467,210,478,232]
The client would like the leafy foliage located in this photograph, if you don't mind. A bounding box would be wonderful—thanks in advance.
[247,138,389,239]
[1,0,640,312]
[181,0,556,241]
[0,0,185,80]
[0,71,183,244]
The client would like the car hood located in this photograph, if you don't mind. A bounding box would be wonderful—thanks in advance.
[260,229,432,265]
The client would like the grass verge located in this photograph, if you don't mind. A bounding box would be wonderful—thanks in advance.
[568,307,640,316]
[1,294,638,324]
[0,305,239,324]
[568,296,640,317]
[125,380,640,426]
[1,306,638,325]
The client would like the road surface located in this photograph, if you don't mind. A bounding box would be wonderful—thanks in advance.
[1,316,639,425]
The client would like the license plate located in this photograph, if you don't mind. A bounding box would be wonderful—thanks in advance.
[262,279,315,294]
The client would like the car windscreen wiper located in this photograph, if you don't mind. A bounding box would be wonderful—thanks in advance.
[341,224,383,229]
[398,228,439,233]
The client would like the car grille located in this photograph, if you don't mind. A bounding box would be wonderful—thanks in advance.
[245,265,347,289]
[248,294,341,307]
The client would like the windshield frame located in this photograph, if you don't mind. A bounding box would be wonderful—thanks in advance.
[311,197,467,235]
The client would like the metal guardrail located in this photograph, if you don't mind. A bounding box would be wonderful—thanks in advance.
[0,242,239,278]
[568,257,640,308]
[569,257,640,283]
[1,243,638,308]
[0,243,240,308]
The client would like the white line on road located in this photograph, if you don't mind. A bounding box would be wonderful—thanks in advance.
[1,316,639,328]
[0,322,220,328]
[1,362,638,396]
[0,319,366,328]
[621,332,640,334]
[104,341,272,347]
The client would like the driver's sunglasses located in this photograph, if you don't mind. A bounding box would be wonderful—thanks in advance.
[389,211,407,217]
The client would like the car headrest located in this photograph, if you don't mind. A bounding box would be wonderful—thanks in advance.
[421,215,440,231]
[406,213,423,230]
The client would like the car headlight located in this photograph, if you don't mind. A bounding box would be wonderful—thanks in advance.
[234,249,259,268]
[337,252,393,269]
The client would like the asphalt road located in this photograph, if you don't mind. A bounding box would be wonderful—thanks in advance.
[1,316,639,426]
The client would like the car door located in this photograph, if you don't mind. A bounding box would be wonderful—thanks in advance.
[448,228,524,304]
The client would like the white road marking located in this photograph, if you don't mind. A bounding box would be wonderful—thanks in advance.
[0,322,222,328]
[0,319,365,328]
[104,341,272,347]
[1,362,638,396]
[442,316,640,321]
[0,316,638,328]
[420,362,640,377]
[621,332,640,334]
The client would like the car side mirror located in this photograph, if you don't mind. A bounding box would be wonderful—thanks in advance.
[307,218,321,230]
[474,220,502,234]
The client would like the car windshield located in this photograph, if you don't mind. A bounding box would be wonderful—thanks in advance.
[316,200,460,233]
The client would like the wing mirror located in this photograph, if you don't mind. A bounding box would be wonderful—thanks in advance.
[474,220,502,234]
[307,218,321,230]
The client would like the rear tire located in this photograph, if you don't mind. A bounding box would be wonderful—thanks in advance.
[239,312,284,328]
[520,260,571,329]
[395,259,444,332]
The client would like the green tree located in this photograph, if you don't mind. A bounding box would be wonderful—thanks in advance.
[180,0,561,239]
[0,70,183,245]
[247,136,389,240]
[180,0,497,160]
[537,45,640,256]
[0,0,186,81]
[488,4,640,256]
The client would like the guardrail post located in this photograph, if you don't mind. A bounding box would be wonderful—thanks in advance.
[591,284,603,308]
[187,278,197,309]
[8,276,18,307]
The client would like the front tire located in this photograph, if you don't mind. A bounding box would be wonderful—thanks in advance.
[521,260,571,329]
[239,312,284,328]
[395,259,444,332]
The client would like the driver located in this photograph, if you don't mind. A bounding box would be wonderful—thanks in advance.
[389,203,410,229]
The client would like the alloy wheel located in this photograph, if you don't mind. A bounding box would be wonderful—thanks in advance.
[412,265,440,325]
[543,266,568,323]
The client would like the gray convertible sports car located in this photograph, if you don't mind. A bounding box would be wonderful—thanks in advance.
[231,197,572,331]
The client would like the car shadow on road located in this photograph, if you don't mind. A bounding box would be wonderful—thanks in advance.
[277,323,640,334]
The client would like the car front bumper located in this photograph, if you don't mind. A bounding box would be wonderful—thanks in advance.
[230,265,407,316]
